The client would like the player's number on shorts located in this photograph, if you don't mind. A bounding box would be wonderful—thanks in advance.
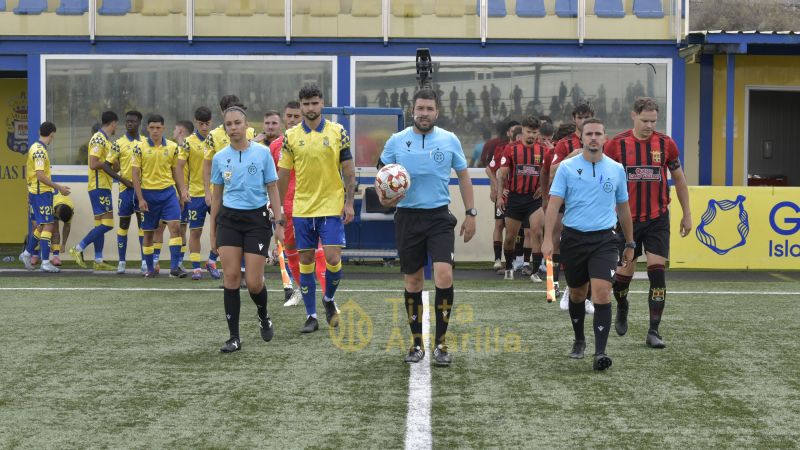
[100,196,111,206]
[188,210,198,221]
[39,205,52,216]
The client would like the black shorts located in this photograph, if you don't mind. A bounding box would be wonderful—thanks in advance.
[619,213,670,259]
[216,205,273,257]
[504,192,541,228]
[494,201,504,220]
[395,206,457,274]
[560,226,619,288]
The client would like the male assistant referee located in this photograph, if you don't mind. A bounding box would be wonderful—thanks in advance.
[378,88,476,367]
[542,118,635,371]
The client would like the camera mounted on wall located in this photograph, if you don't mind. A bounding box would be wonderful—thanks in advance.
[415,48,433,91]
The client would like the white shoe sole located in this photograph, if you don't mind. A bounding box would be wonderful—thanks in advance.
[283,291,303,306]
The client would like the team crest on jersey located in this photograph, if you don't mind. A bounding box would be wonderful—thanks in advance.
[433,151,444,163]
[651,150,661,163]
[163,149,169,156]
[534,154,541,164]
[603,181,613,192]
[323,136,330,147]
[248,163,257,175]
[298,139,305,146]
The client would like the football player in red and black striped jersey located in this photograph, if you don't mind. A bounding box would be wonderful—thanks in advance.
[496,116,547,281]
[484,120,519,271]
[604,97,692,349]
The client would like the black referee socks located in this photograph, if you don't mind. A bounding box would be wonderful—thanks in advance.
[435,286,454,348]
[593,303,611,355]
[568,300,585,341]
[405,290,423,349]
[223,288,241,339]
[249,287,268,321]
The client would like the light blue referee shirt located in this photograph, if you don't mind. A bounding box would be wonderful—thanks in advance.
[549,154,628,232]
[211,142,277,210]
[380,126,468,209]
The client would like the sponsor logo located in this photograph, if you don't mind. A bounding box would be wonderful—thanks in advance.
[515,164,540,177]
[626,165,662,182]
[695,195,749,255]
[769,201,800,257]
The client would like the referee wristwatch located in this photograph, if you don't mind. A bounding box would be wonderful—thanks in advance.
[465,208,478,217]
[275,219,287,226]
[624,241,636,249]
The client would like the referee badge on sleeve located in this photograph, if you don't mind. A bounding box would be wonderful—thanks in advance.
[223,170,233,183]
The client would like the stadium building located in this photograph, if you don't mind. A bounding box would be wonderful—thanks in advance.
[0,1,797,266]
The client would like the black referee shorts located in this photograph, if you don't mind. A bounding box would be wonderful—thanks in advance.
[216,205,273,257]
[504,192,541,228]
[618,212,670,260]
[395,206,457,275]
[560,226,619,288]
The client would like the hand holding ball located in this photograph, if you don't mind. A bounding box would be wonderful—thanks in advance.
[376,164,411,200]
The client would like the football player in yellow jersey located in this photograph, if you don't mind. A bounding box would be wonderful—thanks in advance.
[172,120,194,270]
[132,114,189,279]
[277,84,357,333]
[177,107,222,281]
[51,192,75,266]
[70,111,125,271]
[20,122,70,273]
[105,110,144,274]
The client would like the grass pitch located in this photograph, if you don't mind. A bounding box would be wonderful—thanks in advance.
[0,273,798,448]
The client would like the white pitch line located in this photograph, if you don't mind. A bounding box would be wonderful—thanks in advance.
[405,291,432,450]
[0,287,798,296]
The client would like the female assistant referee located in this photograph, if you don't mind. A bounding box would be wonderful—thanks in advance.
[209,106,285,353]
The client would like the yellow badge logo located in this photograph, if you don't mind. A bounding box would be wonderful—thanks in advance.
[329,299,373,352]
[651,150,661,163]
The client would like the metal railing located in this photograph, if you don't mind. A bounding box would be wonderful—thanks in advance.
[79,0,682,45]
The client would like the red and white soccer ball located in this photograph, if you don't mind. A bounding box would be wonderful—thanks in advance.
[376,164,411,200]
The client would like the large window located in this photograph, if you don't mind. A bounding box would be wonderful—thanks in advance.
[354,57,671,168]
[44,56,335,165]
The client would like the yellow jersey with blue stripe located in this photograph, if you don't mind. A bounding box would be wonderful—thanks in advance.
[87,130,114,191]
[26,141,53,194]
[179,131,208,197]
[132,137,181,190]
[53,193,74,222]
[278,118,352,217]
[203,124,255,161]
[107,133,144,192]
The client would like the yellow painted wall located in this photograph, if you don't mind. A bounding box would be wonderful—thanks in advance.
[0,79,29,243]
[711,55,800,186]
[683,62,700,185]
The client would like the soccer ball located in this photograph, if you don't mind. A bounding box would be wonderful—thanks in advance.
[376,164,411,199]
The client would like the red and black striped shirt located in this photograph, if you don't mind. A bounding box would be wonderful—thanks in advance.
[605,130,681,222]
[543,133,581,173]
[500,141,546,195]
